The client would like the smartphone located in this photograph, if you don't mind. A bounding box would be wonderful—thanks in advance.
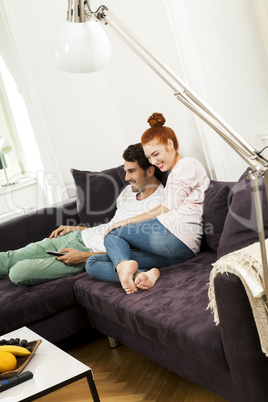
[45,250,66,256]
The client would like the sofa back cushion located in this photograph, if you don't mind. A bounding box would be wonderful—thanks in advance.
[71,166,127,226]
[217,168,268,258]
[202,180,234,253]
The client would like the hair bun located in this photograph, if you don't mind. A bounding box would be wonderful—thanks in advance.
[147,113,166,128]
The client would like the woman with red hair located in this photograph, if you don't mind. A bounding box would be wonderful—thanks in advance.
[88,113,209,294]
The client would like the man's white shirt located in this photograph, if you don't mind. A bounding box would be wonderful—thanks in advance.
[81,184,164,252]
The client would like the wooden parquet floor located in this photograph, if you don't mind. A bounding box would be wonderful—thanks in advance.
[36,332,227,402]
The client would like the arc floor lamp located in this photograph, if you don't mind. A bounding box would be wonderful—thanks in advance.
[50,0,268,300]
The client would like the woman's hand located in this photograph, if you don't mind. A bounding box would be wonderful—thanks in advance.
[104,220,128,238]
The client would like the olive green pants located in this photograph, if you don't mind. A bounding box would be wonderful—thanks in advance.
[0,231,90,286]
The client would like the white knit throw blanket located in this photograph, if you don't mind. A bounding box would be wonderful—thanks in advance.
[208,239,268,356]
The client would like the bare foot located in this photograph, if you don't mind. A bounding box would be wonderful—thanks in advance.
[134,268,160,290]
[116,260,139,294]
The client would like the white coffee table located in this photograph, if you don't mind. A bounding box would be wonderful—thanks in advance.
[0,327,100,401]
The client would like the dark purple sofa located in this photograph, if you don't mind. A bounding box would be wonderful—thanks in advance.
[1,165,268,401]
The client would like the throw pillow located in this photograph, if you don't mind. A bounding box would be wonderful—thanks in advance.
[217,168,268,258]
[203,182,233,253]
[71,166,127,226]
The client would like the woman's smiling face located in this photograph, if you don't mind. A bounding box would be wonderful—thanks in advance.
[143,139,175,172]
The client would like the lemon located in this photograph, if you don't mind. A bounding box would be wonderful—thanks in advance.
[0,351,17,373]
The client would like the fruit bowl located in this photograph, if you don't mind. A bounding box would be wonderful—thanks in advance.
[0,339,42,378]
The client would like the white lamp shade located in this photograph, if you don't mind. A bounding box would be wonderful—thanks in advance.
[50,20,112,73]
[0,138,12,154]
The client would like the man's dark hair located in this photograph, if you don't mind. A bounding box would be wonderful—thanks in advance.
[123,143,163,180]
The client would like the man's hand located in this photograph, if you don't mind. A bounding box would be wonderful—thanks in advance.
[56,248,89,265]
[56,248,107,265]
[49,225,83,239]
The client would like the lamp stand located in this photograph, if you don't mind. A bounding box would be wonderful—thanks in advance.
[0,153,17,187]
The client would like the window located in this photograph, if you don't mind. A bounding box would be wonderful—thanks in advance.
[0,55,24,185]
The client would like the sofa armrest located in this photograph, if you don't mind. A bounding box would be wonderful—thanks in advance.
[214,273,268,402]
[0,198,80,252]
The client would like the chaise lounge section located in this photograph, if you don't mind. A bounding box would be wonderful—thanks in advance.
[0,165,128,341]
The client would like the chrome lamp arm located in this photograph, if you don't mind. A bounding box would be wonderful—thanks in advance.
[63,1,268,300]
[86,3,268,172]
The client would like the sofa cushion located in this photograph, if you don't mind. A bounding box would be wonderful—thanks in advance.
[217,168,268,258]
[71,166,127,226]
[203,181,233,252]
[74,250,228,371]
[0,273,86,336]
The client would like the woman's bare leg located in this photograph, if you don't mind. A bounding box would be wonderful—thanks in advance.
[116,260,139,294]
[134,268,160,290]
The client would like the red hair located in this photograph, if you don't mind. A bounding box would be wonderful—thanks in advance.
[141,113,179,151]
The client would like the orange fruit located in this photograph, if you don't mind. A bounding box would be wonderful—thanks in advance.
[0,351,17,373]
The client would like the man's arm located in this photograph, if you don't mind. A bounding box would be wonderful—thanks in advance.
[56,248,106,265]
[49,225,88,239]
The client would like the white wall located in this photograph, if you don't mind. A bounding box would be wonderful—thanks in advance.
[166,0,268,180]
[0,0,211,203]
[1,0,268,210]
